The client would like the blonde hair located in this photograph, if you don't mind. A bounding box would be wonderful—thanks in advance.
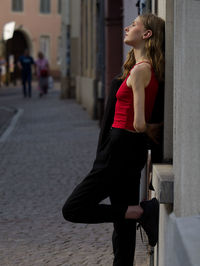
[120,14,165,82]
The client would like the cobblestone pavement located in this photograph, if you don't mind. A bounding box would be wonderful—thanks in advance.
[0,84,148,266]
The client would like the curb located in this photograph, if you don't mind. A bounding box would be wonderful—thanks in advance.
[0,108,24,143]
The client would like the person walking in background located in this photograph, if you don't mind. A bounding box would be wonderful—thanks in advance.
[18,49,35,98]
[62,13,165,266]
[0,57,6,87]
[36,52,49,97]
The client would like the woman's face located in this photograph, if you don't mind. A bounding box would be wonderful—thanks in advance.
[124,16,146,47]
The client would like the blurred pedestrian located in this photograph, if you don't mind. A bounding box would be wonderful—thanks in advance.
[62,13,165,266]
[18,49,35,98]
[0,57,6,87]
[35,52,49,97]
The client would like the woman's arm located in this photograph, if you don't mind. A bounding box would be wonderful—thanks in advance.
[129,64,163,144]
[129,63,151,132]
[45,59,50,71]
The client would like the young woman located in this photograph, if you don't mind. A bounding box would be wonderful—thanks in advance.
[62,13,165,266]
[35,52,49,97]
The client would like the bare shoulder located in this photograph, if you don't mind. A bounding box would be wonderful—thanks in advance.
[129,63,151,87]
[130,62,151,77]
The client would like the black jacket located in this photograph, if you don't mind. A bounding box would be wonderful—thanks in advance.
[96,76,164,163]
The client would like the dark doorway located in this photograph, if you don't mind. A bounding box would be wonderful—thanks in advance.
[6,30,29,83]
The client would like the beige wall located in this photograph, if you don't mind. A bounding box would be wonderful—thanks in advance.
[152,1,200,265]
[173,0,200,218]
[0,0,61,74]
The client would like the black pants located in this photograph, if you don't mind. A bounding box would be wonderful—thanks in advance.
[62,128,147,266]
[22,72,32,97]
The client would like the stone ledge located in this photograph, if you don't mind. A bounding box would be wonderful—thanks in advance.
[152,164,174,204]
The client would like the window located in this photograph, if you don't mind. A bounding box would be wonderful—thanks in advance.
[40,35,50,61]
[58,0,61,14]
[12,0,23,12]
[40,0,51,14]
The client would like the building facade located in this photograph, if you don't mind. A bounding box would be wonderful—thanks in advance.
[151,1,200,265]
[0,0,61,78]
[60,0,123,120]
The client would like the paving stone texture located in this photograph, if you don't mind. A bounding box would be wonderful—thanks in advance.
[0,84,149,266]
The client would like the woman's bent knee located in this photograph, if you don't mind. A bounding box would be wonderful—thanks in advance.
[62,199,83,223]
[62,202,75,222]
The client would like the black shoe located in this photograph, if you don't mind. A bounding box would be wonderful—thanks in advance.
[138,198,159,247]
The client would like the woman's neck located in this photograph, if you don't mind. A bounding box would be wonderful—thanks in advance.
[134,48,149,64]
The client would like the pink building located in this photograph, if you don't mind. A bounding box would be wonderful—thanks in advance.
[0,0,61,78]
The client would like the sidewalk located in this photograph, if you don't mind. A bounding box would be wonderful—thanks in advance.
[0,83,149,266]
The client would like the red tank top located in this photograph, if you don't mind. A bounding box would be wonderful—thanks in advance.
[112,62,159,131]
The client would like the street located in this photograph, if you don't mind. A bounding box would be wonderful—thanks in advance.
[0,84,148,266]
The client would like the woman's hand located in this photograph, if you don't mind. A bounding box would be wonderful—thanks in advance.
[145,123,163,144]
